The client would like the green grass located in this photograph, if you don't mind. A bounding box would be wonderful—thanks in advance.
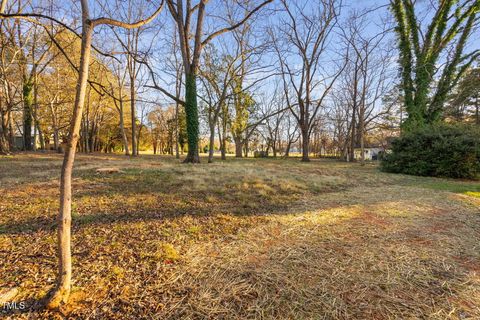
[415,178,480,195]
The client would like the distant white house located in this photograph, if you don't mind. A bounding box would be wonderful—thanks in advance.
[13,135,42,150]
[354,147,383,161]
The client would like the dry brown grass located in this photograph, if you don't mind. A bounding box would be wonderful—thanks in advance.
[0,152,479,319]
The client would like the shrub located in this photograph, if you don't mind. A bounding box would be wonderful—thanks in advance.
[381,124,480,179]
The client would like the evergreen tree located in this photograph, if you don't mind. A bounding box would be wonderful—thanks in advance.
[447,64,480,124]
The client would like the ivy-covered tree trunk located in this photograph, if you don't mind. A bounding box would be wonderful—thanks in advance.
[476,97,479,125]
[183,73,200,163]
[23,79,34,151]
[220,117,227,161]
[391,0,479,131]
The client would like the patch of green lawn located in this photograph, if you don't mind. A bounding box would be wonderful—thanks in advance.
[416,178,480,196]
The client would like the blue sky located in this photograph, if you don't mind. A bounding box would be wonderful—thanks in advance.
[16,0,480,128]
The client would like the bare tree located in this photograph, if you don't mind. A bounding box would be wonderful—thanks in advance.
[338,10,394,164]
[107,0,161,156]
[0,0,24,153]
[257,84,286,157]
[281,111,299,157]
[272,0,345,162]
[199,39,253,163]
[162,0,272,163]
[1,0,163,307]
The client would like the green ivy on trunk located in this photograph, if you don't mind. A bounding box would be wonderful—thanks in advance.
[23,79,34,151]
[184,73,200,163]
[391,0,479,131]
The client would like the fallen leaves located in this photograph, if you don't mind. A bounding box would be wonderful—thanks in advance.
[0,153,479,319]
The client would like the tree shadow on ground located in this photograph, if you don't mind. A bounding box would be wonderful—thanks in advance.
[0,164,359,235]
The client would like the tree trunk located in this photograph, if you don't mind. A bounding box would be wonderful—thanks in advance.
[359,126,365,165]
[45,19,93,310]
[301,126,310,162]
[33,78,45,150]
[137,125,143,155]
[48,100,60,151]
[284,140,291,157]
[349,111,356,162]
[79,119,84,152]
[0,111,10,154]
[130,74,137,157]
[168,130,174,155]
[475,96,479,125]
[35,120,45,151]
[53,129,60,152]
[23,79,34,151]
[219,123,226,161]
[33,122,37,151]
[183,73,200,163]
[118,92,130,155]
[208,124,215,163]
[0,131,9,154]
[7,110,14,150]
[359,109,365,166]
[175,102,180,159]
[119,114,129,156]
[234,136,243,158]
[220,141,226,160]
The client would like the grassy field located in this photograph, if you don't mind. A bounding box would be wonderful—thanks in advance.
[0,152,479,319]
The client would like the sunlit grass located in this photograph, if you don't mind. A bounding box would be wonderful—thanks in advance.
[416,179,480,193]
[464,191,480,198]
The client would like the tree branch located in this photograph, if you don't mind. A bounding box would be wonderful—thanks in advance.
[90,1,164,28]
[201,0,273,46]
